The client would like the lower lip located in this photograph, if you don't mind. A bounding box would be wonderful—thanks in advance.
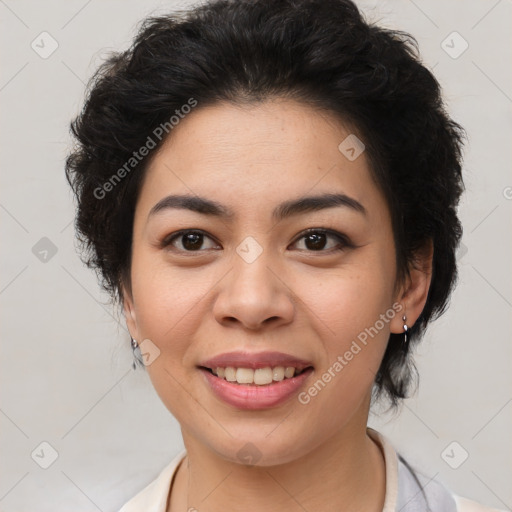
[199,367,314,410]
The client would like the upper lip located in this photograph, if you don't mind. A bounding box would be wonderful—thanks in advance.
[198,351,314,371]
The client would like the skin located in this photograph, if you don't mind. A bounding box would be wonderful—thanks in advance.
[122,98,433,512]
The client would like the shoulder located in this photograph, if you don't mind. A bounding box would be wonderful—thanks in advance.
[118,449,187,512]
[368,428,503,512]
[453,495,508,512]
[397,451,504,512]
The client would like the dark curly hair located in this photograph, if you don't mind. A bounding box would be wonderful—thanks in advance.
[65,0,466,407]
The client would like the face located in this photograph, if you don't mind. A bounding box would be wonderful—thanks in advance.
[123,98,419,466]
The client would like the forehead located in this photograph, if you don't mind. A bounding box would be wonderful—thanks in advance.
[136,98,386,222]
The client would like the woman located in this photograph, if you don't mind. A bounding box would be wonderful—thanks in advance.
[65,0,502,510]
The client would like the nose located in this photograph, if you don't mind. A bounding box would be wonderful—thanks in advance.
[212,252,295,331]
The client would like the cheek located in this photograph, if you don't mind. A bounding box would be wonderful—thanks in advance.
[130,251,209,339]
[299,258,394,340]
[294,253,394,390]
[295,271,392,429]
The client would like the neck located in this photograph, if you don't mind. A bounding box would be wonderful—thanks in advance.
[168,422,386,512]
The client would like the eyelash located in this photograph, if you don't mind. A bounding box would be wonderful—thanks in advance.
[160,228,354,254]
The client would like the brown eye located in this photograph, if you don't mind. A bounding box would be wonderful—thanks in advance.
[291,229,351,252]
[161,228,351,254]
[162,230,219,252]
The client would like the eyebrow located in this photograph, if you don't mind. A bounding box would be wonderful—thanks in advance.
[148,192,367,222]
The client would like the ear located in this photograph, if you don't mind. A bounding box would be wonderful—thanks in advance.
[390,239,434,334]
[122,283,140,341]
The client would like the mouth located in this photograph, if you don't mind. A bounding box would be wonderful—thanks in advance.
[196,350,315,409]
[197,364,315,410]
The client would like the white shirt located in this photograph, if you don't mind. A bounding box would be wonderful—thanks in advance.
[119,429,504,512]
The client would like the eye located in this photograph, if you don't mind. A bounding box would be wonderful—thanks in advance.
[160,228,352,254]
[161,230,220,252]
[290,228,352,252]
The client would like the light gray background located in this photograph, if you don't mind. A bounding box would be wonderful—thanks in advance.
[1,0,511,510]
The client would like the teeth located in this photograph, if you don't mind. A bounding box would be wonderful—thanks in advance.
[253,368,273,385]
[284,367,295,379]
[273,366,285,381]
[212,366,302,385]
[236,367,255,384]
[224,367,237,382]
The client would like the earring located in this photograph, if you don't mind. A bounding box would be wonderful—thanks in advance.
[131,338,139,370]
[402,314,409,351]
